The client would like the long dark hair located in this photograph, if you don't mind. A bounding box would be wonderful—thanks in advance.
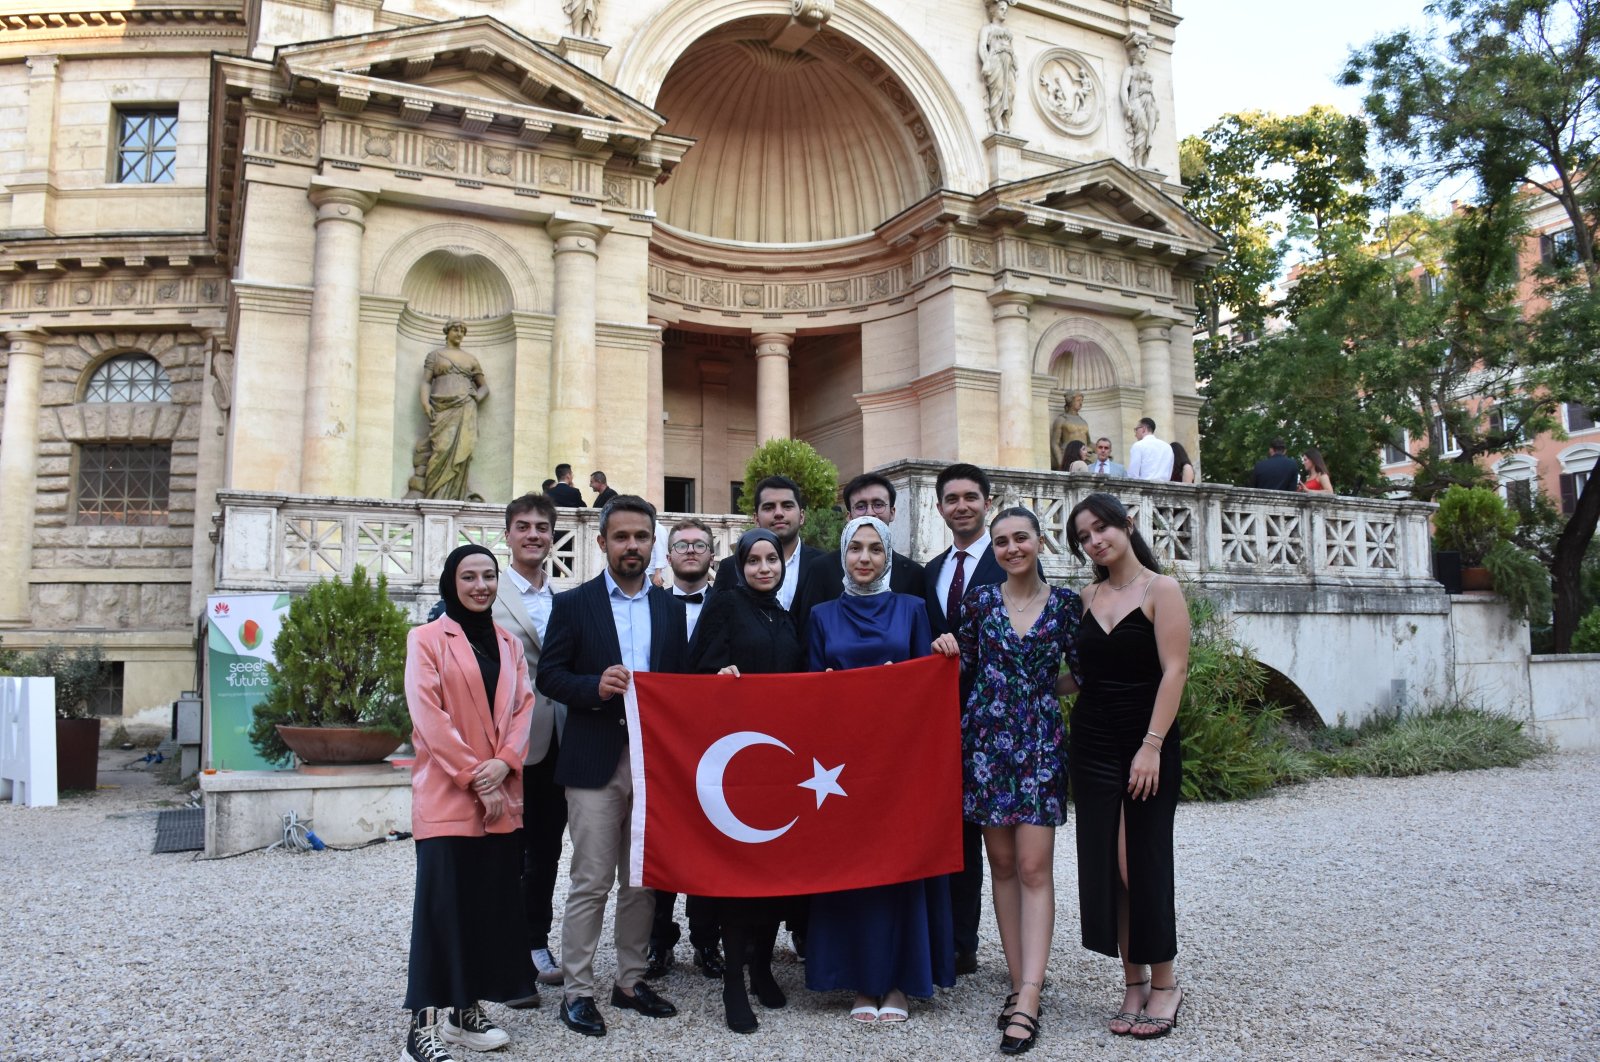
[1067,493,1160,583]
[1170,441,1194,482]
[1063,439,1087,468]
[1304,446,1329,477]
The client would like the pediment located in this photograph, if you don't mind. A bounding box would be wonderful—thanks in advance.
[983,159,1223,256]
[270,16,666,145]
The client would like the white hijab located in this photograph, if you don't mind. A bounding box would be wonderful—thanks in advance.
[839,515,894,597]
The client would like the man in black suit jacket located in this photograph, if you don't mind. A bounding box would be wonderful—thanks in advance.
[589,470,619,509]
[1249,438,1300,491]
[548,463,586,508]
[536,496,685,1037]
[712,475,841,637]
[921,463,1004,977]
[825,471,927,598]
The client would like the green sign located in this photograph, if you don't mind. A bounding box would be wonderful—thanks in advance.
[205,593,292,771]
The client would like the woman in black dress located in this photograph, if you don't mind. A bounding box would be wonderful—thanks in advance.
[686,528,803,1034]
[1066,493,1191,1040]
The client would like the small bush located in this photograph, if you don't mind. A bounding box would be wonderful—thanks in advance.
[1573,608,1600,653]
[1482,540,1552,625]
[1316,703,1546,777]
[0,640,108,719]
[738,438,842,551]
[1433,485,1517,566]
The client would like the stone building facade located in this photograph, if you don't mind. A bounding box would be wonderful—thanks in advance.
[0,0,1218,719]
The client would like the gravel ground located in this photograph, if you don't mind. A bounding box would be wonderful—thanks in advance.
[3,750,1598,1061]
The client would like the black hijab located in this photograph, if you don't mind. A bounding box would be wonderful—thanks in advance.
[733,528,786,612]
[439,544,501,712]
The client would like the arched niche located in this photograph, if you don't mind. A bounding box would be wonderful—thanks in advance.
[1033,315,1139,454]
[371,222,543,313]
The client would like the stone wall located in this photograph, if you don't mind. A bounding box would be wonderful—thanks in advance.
[1529,654,1600,750]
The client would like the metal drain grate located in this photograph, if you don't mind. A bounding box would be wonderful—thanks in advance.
[152,806,205,854]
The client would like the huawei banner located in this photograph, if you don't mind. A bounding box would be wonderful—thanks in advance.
[626,656,963,898]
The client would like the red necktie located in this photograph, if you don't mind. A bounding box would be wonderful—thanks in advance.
[945,550,967,623]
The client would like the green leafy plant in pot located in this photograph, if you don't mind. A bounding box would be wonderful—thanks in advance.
[0,639,107,791]
[249,565,412,767]
[1433,485,1518,592]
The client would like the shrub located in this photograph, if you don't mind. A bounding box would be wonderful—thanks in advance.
[1574,608,1600,653]
[1433,485,1517,566]
[1316,702,1546,777]
[1482,539,1552,625]
[249,565,411,766]
[738,437,843,551]
[0,640,108,719]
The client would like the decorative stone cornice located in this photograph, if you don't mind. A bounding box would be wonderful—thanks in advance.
[0,3,246,40]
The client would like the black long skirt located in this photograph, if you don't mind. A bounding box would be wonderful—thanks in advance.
[404,834,536,1011]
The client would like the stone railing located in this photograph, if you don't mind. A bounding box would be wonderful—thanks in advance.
[212,492,748,619]
[876,460,1439,592]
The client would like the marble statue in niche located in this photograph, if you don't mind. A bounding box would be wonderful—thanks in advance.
[1051,391,1092,471]
[1121,33,1159,169]
[978,0,1017,135]
[564,0,599,39]
[407,319,488,502]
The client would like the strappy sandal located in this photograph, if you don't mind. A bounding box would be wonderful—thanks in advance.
[996,992,1047,1030]
[1130,985,1183,1040]
[999,1011,1039,1055]
[1110,977,1149,1036]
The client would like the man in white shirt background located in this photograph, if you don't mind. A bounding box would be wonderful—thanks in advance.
[1125,417,1175,481]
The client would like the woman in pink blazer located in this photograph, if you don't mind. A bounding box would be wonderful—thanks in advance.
[402,544,537,1062]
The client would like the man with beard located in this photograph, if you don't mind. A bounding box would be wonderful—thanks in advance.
[644,517,725,982]
[713,475,839,636]
[537,496,687,1038]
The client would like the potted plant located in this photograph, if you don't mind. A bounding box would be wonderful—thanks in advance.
[0,641,107,792]
[248,564,412,768]
[1433,485,1518,592]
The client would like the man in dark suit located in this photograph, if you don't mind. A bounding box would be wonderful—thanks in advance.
[536,496,686,1037]
[922,462,1003,978]
[547,463,586,508]
[1249,437,1301,491]
[713,475,840,636]
[589,470,619,509]
[493,493,567,1005]
[822,472,926,597]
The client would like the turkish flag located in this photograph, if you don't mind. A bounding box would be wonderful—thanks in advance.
[625,655,963,897]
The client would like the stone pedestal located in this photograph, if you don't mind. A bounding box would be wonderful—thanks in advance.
[983,132,1028,185]
[200,766,413,857]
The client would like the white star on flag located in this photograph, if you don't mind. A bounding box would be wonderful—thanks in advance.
[798,758,846,809]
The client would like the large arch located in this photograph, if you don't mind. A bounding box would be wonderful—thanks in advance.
[613,0,986,195]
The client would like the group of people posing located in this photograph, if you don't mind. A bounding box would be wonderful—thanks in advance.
[399,464,1191,1060]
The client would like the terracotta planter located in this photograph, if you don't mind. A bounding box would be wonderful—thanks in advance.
[55,717,100,792]
[1460,566,1494,592]
[275,724,403,766]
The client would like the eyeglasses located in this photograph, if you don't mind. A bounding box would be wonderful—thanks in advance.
[669,541,711,555]
[849,499,892,514]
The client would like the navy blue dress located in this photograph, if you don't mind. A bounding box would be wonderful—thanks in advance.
[803,592,957,998]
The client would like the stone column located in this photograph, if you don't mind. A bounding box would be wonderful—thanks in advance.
[302,183,377,495]
[11,56,60,232]
[645,317,669,507]
[753,332,793,443]
[0,331,47,623]
[990,292,1034,467]
[188,330,231,617]
[1135,314,1176,437]
[547,217,608,469]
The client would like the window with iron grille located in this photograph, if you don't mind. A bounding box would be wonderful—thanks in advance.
[1566,402,1597,433]
[85,354,171,403]
[76,444,171,526]
[115,109,178,184]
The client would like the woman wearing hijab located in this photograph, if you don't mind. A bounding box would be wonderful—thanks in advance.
[687,528,804,1033]
[401,544,538,1062]
[803,516,955,1025]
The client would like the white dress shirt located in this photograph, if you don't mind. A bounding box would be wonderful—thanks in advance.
[603,569,652,674]
[672,582,709,640]
[504,563,553,643]
[934,531,991,621]
[778,542,801,611]
[1127,433,1175,481]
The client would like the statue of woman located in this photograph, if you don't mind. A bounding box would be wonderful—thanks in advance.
[978,1,1017,136]
[564,0,599,39]
[1121,34,1159,169]
[417,320,488,501]
[1051,391,1092,471]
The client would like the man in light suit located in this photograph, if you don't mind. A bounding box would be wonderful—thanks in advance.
[922,462,1006,978]
[494,493,567,1005]
[1089,436,1126,477]
[537,496,688,1038]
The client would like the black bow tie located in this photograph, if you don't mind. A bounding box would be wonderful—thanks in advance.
[678,592,704,604]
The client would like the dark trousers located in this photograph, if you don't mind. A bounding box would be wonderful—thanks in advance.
[949,820,984,955]
[650,891,720,952]
[520,736,568,950]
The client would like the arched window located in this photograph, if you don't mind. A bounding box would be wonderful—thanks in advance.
[1494,454,1538,509]
[84,354,171,403]
[1558,445,1599,514]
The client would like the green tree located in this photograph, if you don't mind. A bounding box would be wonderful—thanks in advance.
[738,437,842,550]
[1346,0,1600,649]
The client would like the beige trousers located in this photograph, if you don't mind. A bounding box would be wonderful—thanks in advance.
[561,754,652,1000]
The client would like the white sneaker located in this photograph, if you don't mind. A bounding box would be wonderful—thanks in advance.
[532,947,563,986]
[441,1003,510,1052]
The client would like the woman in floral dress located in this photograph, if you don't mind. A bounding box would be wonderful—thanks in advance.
[934,506,1081,1056]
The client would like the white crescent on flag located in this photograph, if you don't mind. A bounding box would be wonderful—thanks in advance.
[695,731,847,844]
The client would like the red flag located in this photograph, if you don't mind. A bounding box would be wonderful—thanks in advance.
[626,655,962,897]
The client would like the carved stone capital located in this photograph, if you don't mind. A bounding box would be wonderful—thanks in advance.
[547,216,610,256]
[753,332,794,360]
[4,331,48,360]
[307,183,378,226]
[989,292,1033,320]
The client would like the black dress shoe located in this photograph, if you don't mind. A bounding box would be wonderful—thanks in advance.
[955,950,979,976]
[610,982,678,1018]
[692,945,725,979]
[560,996,606,1037]
[644,943,674,979]
[504,985,540,1009]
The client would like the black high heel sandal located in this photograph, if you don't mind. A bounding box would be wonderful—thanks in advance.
[995,993,1047,1030]
[999,1011,1039,1055]
[1111,977,1149,1036]
[1130,985,1183,1040]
